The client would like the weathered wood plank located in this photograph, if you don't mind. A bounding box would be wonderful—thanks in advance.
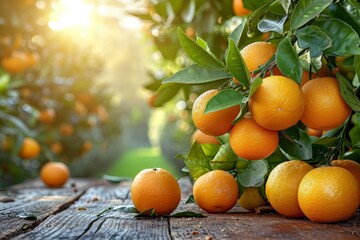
[2,177,360,240]
[170,180,360,240]
[14,182,172,240]
[0,179,92,240]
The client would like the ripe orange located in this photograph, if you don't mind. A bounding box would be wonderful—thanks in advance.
[1,51,28,73]
[40,162,70,187]
[19,137,41,159]
[301,77,352,131]
[130,168,181,215]
[191,129,219,144]
[193,170,238,213]
[331,160,360,205]
[229,117,278,160]
[96,105,108,122]
[238,187,267,211]
[298,166,359,223]
[240,42,277,74]
[39,108,56,124]
[249,75,305,130]
[233,0,250,16]
[60,123,74,136]
[265,160,314,218]
[192,89,240,136]
[306,127,323,137]
[50,142,63,154]
[80,140,93,155]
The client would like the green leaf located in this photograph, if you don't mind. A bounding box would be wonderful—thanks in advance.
[290,0,333,29]
[248,77,263,99]
[311,144,329,164]
[237,160,269,187]
[162,64,231,84]
[135,208,158,218]
[18,212,37,220]
[314,137,339,147]
[349,125,360,145]
[268,1,286,15]
[184,142,213,180]
[226,39,250,88]
[328,2,360,36]
[204,89,244,114]
[279,127,312,160]
[296,26,332,58]
[180,0,195,23]
[185,195,195,203]
[177,27,224,69]
[210,142,238,171]
[0,112,33,136]
[102,175,131,184]
[265,147,288,166]
[153,83,181,107]
[257,12,287,34]
[278,0,292,14]
[247,1,275,37]
[316,19,360,56]
[244,0,273,10]
[336,72,360,112]
[228,21,246,47]
[354,55,360,81]
[276,38,302,84]
[114,205,139,213]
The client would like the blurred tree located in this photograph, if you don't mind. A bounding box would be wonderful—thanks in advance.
[0,0,124,188]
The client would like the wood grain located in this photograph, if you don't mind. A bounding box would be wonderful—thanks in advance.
[0,179,92,239]
[1,177,360,240]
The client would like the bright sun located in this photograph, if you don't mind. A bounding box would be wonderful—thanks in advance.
[49,0,93,31]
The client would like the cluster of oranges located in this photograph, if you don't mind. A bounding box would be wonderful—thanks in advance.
[183,40,358,223]
[130,161,359,223]
[192,41,352,161]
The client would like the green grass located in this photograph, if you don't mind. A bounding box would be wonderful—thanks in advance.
[106,147,179,179]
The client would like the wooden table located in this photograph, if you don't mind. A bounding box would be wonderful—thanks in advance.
[0,178,359,239]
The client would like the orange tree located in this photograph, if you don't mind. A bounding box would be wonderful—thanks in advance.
[0,0,122,188]
[147,0,360,194]
[136,0,268,169]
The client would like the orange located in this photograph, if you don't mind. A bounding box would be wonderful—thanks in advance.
[96,105,108,122]
[265,160,314,218]
[40,162,70,187]
[39,108,56,124]
[19,137,41,159]
[130,168,181,215]
[50,142,63,154]
[229,117,278,160]
[193,170,238,213]
[306,127,323,137]
[331,160,360,205]
[60,123,74,136]
[240,42,277,74]
[250,75,305,130]
[298,166,359,223]
[191,129,219,144]
[192,89,240,136]
[301,77,352,131]
[238,187,267,211]
[1,51,28,73]
[80,140,93,155]
[147,94,157,108]
[233,0,250,16]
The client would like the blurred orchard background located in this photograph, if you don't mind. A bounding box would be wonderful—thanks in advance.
[0,0,240,188]
[3,0,357,188]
